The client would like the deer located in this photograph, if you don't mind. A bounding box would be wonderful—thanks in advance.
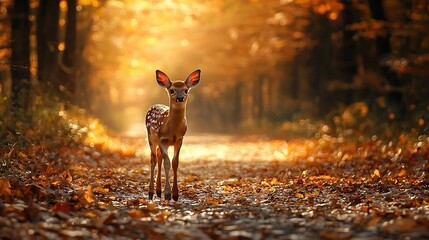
[145,69,201,201]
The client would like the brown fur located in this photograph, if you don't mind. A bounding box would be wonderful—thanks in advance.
[146,70,200,201]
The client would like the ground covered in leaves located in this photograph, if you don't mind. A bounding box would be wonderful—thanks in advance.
[1,133,429,239]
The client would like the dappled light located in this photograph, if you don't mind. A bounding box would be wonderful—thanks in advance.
[139,135,293,162]
[181,136,313,163]
[1,127,428,238]
[82,0,367,132]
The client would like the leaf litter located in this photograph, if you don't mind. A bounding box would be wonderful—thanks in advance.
[0,134,428,239]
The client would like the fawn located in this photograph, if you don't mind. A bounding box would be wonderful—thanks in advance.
[145,69,201,201]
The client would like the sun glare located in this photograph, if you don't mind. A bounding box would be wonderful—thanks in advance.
[84,0,350,135]
[85,0,215,132]
[132,134,321,164]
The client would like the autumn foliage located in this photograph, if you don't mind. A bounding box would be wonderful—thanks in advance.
[1,103,428,238]
[1,0,429,239]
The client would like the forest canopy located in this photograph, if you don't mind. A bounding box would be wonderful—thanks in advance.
[0,0,428,135]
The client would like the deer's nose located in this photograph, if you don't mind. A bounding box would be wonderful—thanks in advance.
[176,96,185,102]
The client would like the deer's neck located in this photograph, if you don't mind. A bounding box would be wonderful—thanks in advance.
[167,102,187,123]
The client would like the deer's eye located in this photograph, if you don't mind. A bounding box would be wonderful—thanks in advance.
[169,89,175,94]
[184,89,188,94]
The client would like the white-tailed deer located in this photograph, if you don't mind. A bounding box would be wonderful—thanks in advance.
[145,69,201,201]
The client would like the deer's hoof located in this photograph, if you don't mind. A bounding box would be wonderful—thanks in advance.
[165,193,171,201]
[149,192,154,200]
[156,190,161,198]
[173,194,179,201]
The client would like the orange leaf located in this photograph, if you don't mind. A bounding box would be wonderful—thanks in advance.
[155,210,170,221]
[146,202,156,211]
[129,210,149,219]
[93,186,109,194]
[184,175,197,182]
[0,178,12,197]
[295,193,305,198]
[270,178,278,185]
[397,169,407,177]
[62,170,73,183]
[371,169,381,178]
[79,186,95,206]
[50,202,71,214]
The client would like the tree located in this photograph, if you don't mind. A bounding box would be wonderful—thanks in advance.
[37,0,60,91]
[10,0,31,109]
[61,0,77,99]
[36,0,100,106]
[367,0,405,115]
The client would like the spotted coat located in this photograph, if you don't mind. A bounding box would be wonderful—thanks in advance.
[145,104,170,134]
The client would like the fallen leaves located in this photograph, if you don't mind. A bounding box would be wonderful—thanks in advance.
[0,134,428,239]
[381,217,418,234]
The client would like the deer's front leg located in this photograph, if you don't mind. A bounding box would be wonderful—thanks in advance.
[159,140,172,200]
[172,138,183,201]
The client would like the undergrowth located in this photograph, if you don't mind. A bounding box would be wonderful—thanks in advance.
[277,101,428,144]
[0,93,109,177]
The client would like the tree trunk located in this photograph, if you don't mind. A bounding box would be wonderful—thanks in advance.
[310,14,331,115]
[255,76,264,125]
[10,0,31,109]
[37,0,60,90]
[367,0,404,117]
[62,0,77,101]
[368,0,391,56]
[232,82,242,127]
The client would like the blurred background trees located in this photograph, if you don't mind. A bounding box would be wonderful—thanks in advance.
[0,0,428,134]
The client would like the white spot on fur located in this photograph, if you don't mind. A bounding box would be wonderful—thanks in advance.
[145,104,169,133]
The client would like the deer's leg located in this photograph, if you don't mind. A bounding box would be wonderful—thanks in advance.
[159,140,171,200]
[156,147,162,197]
[148,144,157,200]
[172,138,183,201]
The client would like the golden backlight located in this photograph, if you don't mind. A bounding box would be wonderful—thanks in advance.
[82,0,339,133]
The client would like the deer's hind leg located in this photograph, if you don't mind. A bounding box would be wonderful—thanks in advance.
[156,147,162,198]
[148,143,157,200]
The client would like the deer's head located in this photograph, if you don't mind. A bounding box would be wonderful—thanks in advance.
[156,69,200,104]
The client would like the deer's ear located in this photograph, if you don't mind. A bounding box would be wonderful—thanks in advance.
[185,69,200,88]
[156,70,171,88]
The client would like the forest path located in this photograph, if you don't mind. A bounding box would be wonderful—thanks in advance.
[1,134,428,239]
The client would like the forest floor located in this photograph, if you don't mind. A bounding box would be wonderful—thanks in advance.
[0,134,428,239]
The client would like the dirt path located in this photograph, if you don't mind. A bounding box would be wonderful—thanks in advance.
[1,134,428,239]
